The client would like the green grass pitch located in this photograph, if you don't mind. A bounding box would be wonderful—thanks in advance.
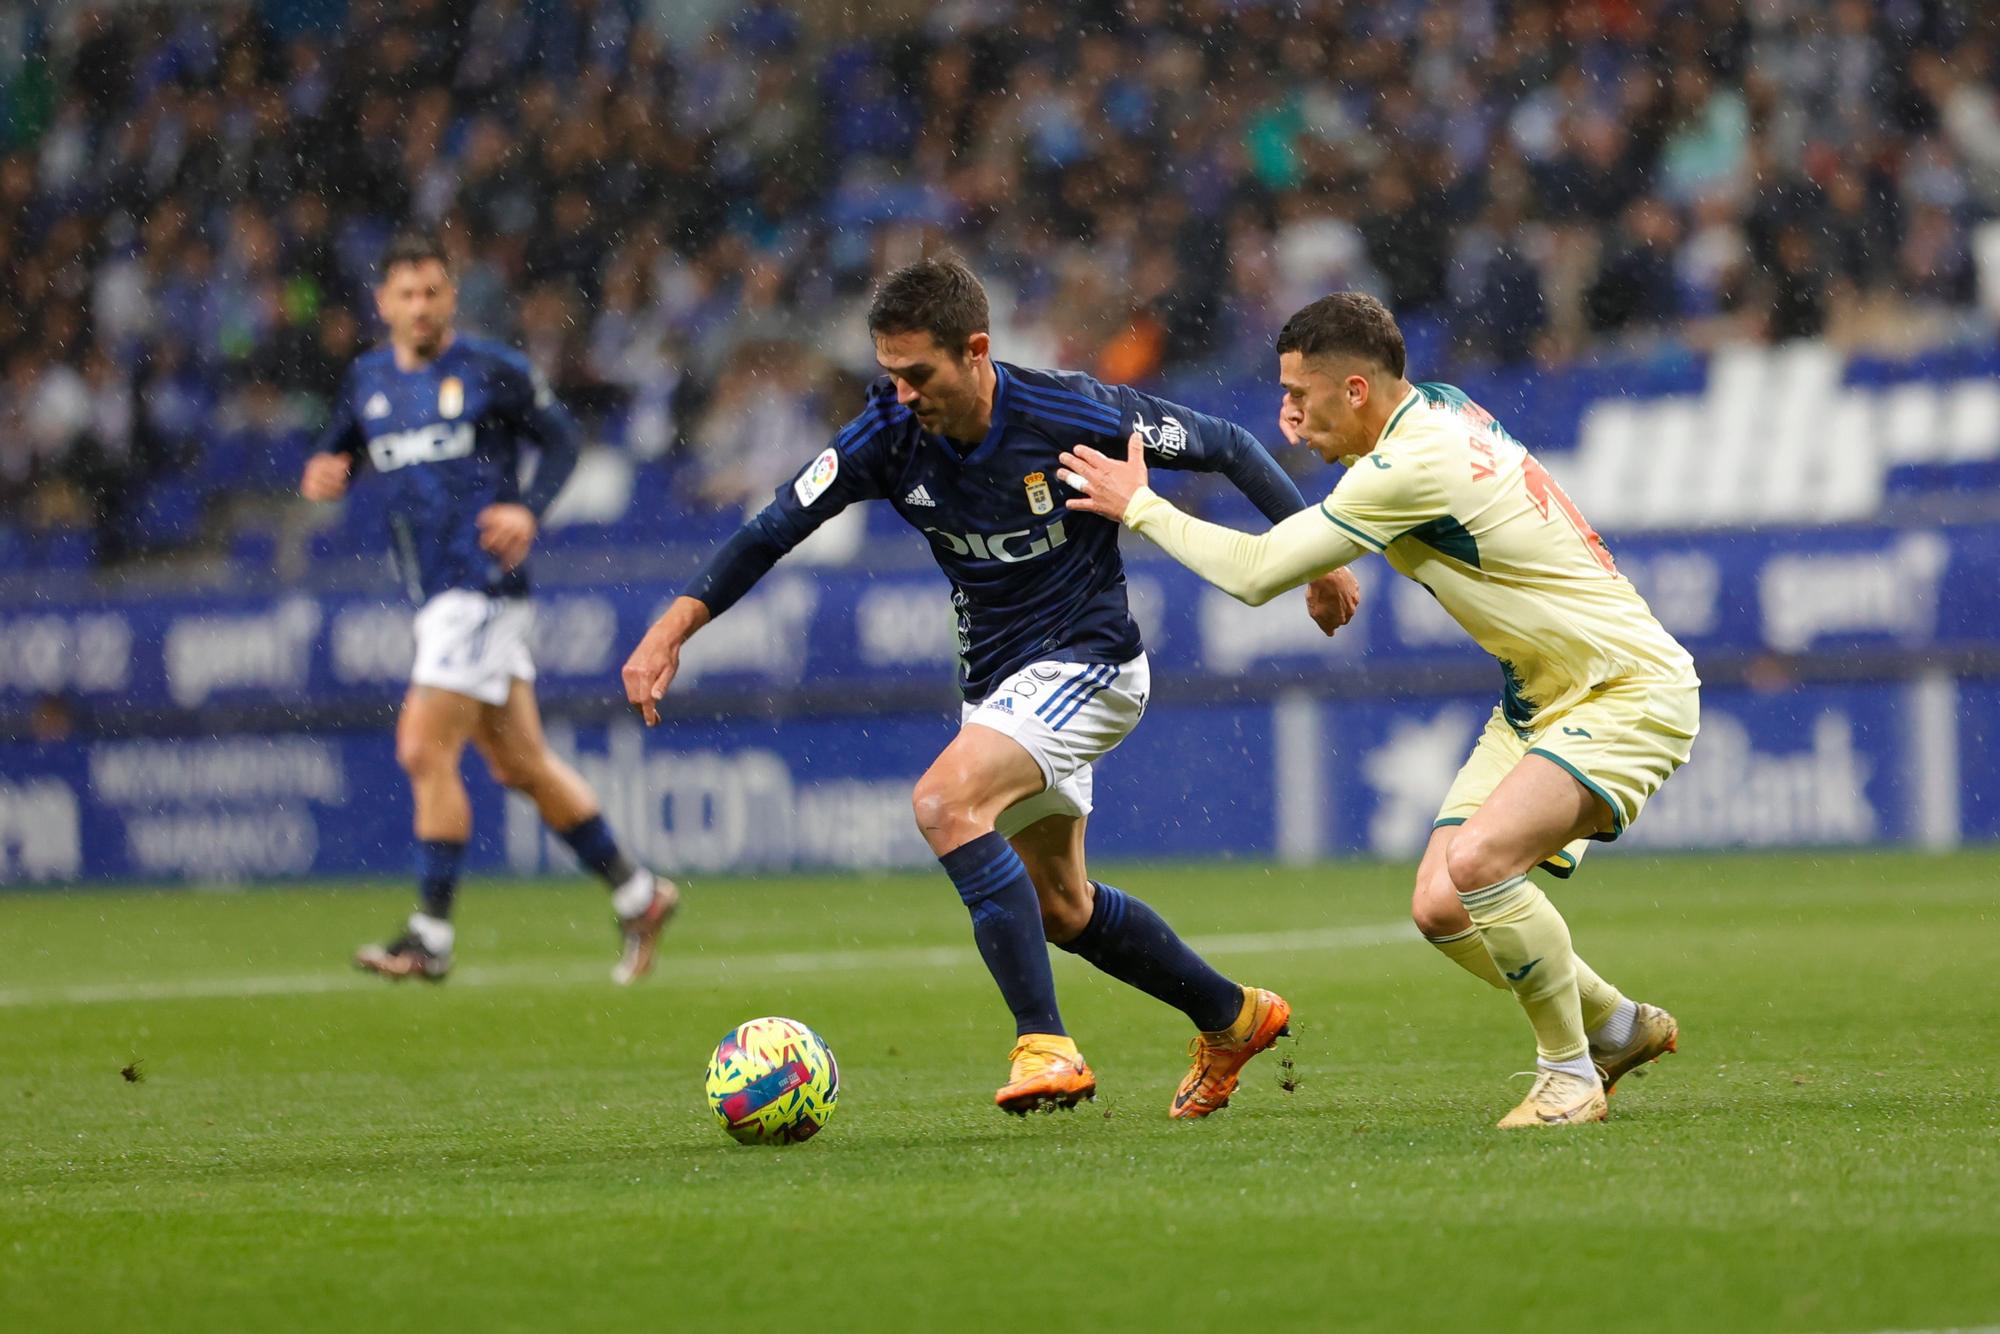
[4,850,1998,1333]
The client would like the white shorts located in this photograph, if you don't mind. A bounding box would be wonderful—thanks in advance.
[960,654,1150,838]
[410,589,536,706]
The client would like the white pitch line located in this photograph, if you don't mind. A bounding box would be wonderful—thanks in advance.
[0,921,1414,1009]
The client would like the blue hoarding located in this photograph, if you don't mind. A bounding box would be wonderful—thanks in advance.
[1,523,1997,716]
[0,680,1969,884]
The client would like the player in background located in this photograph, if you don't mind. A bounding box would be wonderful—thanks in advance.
[622,257,1362,1117]
[1059,292,1691,1129]
[302,232,677,985]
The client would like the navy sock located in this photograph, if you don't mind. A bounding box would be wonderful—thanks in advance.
[417,839,466,920]
[556,814,638,888]
[941,832,1064,1037]
[1059,883,1243,1032]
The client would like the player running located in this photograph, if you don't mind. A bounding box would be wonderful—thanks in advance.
[622,257,1360,1117]
[1059,292,1691,1129]
[302,232,677,985]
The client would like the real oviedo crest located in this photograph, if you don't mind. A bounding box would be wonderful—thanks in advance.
[438,376,465,419]
[1023,471,1054,515]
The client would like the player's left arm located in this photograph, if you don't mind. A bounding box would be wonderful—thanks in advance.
[486,359,582,569]
[1059,438,1372,606]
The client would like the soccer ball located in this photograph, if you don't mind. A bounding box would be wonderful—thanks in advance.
[705,1016,840,1145]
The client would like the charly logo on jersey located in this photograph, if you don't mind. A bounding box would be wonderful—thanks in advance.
[795,448,840,507]
[438,376,464,419]
[924,519,1069,563]
[1133,415,1188,459]
[363,392,391,420]
[1023,471,1054,515]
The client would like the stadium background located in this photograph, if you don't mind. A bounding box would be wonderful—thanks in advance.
[2,0,1998,886]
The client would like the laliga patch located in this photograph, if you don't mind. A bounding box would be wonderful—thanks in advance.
[795,447,840,506]
[1023,471,1054,515]
[438,376,464,419]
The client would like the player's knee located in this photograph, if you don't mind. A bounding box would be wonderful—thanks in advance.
[910,776,975,848]
[480,746,543,793]
[1410,876,1467,937]
[1445,826,1517,895]
[1038,884,1094,944]
[396,733,449,780]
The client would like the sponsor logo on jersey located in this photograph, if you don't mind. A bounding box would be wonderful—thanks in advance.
[903,484,936,507]
[367,420,477,472]
[438,376,464,419]
[795,448,840,507]
[1023,471,1054,515]
[986,696,1016,714]
[1133,414,1188,459]
[923,519,1069,563]
[363,392,391,419]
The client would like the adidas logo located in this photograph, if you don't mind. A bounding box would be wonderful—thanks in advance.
[904,484,937,507]
[363,393,391,419]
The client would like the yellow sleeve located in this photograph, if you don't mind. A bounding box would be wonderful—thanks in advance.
[1123,487,1373,605]
[1318,447,1450,551]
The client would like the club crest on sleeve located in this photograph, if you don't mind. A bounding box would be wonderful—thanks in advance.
[438,376,464,419]
[1023,471,1054,516]
[795,447,841,506]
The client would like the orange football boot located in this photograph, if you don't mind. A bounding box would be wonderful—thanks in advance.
[1170,987,1291,1119]
[995,1034,1096,1114]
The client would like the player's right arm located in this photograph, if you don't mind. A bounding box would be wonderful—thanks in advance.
[622,392,899,725]
[301,370,364,502]
[1062,433,1448,605]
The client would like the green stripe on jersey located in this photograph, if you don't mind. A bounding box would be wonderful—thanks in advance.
[1379,392,1420,444]
[1318,503,1386,549]
[1403,515,1481,567]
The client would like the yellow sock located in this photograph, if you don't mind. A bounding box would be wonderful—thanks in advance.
[1574,956,1627,1036]
[1426,927,1506,989]
[1460,875,1588,1064]
[1431,921,1623,1041]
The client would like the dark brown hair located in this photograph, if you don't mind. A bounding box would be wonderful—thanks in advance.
[380,230,449,279]
[1276,291,1406,377]
[866,256,989,353]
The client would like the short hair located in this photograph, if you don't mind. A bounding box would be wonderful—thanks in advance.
[867,256,990,352]
[380,230,449,279]
[1275,291,1406,378]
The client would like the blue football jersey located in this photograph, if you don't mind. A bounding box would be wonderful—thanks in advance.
[686,363,1308,701]
[316,336,579,601]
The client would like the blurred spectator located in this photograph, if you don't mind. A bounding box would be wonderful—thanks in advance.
[0,0,1996,570]
[1588,198,1682,335]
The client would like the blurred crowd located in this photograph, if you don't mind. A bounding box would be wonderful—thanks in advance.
[2,0,1998,565]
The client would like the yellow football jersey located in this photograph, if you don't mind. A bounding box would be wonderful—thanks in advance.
[1320,383,1696,730]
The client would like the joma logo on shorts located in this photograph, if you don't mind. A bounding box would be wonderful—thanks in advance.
[924,520,1069,563]
[368,421,476,472]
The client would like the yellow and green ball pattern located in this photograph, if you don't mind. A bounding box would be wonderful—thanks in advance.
[705,1016,840,1145]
